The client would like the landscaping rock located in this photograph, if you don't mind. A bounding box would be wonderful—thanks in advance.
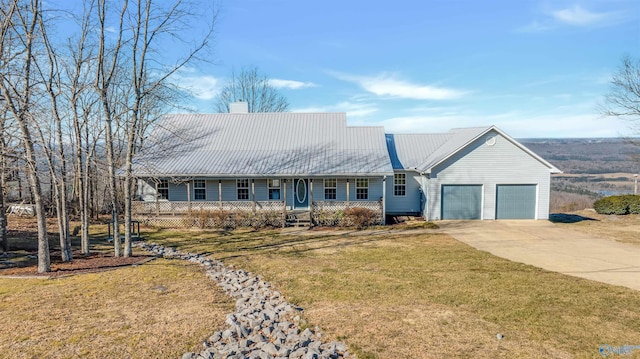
[136,242,349,358]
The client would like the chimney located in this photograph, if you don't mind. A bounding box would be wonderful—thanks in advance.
[229,100,249,113]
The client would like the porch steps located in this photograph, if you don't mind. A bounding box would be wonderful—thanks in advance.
[286,211,312,228]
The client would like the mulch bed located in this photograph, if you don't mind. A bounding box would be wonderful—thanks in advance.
[0,252,154,278]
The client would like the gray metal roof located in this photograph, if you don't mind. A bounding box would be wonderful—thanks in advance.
[132,113,395,177]
[387,126,561,174]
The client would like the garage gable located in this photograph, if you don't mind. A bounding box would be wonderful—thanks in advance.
[424,130,556,220]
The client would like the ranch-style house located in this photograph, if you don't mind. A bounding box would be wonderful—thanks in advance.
[130,101,560,226]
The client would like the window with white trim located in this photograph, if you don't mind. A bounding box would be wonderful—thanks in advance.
[237,179,249,200]
[268,179,281,200]
[158,179,169,199]
[324,178,336,200]
[356,178,368,200]
[194,179,206,200]
[394,173,406,196]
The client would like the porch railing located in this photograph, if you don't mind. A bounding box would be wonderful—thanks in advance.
[131,199,384,227]
[132,200,285,215]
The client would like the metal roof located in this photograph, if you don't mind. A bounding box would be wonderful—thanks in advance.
[132,113,395,177]
[387,126,561,174]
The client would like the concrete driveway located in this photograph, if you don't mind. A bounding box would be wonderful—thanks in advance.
[439,220,640,291]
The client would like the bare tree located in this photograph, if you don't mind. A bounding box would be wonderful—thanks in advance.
[0,0,50,272]
[114,0,215,256]
[214,66,289,113]
[94,0,128,257]
[33,9,75,261]
[601,55,640,129]
[64,0,96,255]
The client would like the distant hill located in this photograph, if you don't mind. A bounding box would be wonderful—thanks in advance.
[519,138,640,174]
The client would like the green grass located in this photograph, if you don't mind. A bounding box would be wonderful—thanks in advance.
[145,228,640,358]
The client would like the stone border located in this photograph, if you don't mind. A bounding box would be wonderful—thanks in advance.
[137,242,350,359]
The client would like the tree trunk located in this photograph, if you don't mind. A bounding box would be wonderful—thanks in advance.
[19,123,50,273]
[0,175,7,253]
[0,118,7,253]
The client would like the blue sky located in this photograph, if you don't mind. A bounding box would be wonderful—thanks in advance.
[170,0,638,138]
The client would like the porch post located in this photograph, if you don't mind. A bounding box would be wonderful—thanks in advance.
[187,181,191,214]
[382,176,386,225]
[346,178,350,208]
[282,179,287,228]
[251,179,256,212]
[309,178,314,226]
[155,180,159,216]
[218,180,222,208]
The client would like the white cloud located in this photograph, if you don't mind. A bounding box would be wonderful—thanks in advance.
[364,109,627,138]
[293,100,378,118]
[173,73,220,100]
[332,72,466,100]
[518,5,628,32]
[551,5,610,26]
[269,79,316,89]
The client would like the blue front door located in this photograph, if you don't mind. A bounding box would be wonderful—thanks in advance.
[294,179,309,209]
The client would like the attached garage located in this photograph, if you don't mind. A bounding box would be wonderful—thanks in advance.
[385,126,561,221]
[495,184,537,219]
[441,185,482,219]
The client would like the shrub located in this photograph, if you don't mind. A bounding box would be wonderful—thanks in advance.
[312,210,343,226]
[250,211,283,229]
[593,195,640,215]
[627,195,640,214]
[342,207,379,229]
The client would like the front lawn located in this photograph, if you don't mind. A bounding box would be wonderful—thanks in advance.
[145,228,640,358]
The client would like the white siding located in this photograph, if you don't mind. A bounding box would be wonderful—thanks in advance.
[385,171,423,214]
[425,130,551,220]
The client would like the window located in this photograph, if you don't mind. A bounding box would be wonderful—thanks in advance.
[158,179,169,200]
[356,178,368,199]
[394,173,406,196]
[268,179,280,200]
[324,178,336,200]
[193,179,206,200]
[237,179,249,200]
